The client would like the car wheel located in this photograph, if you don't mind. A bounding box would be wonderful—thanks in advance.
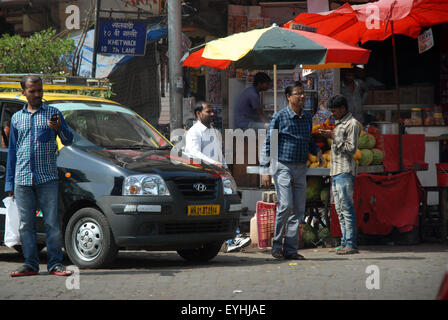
[13,244,46,254]
[177,241,223,262]
[64,207,118,269]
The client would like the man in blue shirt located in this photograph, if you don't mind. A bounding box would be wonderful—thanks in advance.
[260,81,322,260]
[234,72,271,129]
[6,75,74,277]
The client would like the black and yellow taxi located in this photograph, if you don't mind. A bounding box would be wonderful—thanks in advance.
[0,75,241,268]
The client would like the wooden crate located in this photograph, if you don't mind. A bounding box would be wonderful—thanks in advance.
[229,135,260,188]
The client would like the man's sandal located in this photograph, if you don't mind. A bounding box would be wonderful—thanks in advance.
[10,265,38,277]
[336,247,359,255]
[329,246,344,253]
[49,265,73,276]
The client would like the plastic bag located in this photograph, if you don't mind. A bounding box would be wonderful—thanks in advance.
[3,196,21,248]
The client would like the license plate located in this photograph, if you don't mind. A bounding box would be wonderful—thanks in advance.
[187,204,220,216]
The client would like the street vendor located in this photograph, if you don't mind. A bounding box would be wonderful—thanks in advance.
[260,81,323,261]
[320,94,361,255]
[234,72,271,129]
[341,68,368,124]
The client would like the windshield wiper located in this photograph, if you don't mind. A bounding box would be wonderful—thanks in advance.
[157,145,172,150]
[102,144,157,150]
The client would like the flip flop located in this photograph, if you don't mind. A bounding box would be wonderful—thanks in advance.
[10,265,38,277]
[49,265,73,276]
[336,247,359,255]
[329,246,344,252]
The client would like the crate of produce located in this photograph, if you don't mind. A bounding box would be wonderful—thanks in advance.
[256,201,277,249]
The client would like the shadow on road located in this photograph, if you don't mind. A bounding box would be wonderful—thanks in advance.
[1,243,446,275]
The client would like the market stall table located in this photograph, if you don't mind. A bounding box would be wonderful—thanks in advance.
[246,165,385,231]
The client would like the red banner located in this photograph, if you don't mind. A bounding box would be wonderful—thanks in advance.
[331,171,422,237]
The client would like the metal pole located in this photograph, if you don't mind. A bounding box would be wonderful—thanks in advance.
[92,0,101,78]
[391,21,403,172]
[168,0,183,135]
[273,64,277,113]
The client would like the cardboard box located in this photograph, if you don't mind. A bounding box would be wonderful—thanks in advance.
[416,85,434,105]
[399,86,417,104]
[374,90,398,104]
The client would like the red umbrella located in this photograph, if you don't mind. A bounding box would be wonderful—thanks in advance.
[284,0,448,45]
[285,0,448,171]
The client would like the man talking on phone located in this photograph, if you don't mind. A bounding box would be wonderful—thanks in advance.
[6,75,74,277]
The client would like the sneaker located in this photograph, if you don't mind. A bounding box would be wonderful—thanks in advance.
[226,237,251,253]
[226,243,240,253]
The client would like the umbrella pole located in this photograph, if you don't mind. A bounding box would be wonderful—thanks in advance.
[274,64,277,113]
[391,21,404,172]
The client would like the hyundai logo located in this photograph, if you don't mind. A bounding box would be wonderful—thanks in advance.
[193,183,207,192]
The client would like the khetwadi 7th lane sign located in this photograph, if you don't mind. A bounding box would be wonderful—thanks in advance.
[98,20,147,56]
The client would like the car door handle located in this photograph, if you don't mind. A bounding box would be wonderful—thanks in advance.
[0,165,5,179]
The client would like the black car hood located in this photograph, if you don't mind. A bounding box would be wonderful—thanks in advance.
[84,148,226,180]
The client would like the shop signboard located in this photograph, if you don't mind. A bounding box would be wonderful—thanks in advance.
[418,28,433,54]
[98,19,147,56]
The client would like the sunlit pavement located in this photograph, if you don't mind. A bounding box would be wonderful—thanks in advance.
[0,243,446,300]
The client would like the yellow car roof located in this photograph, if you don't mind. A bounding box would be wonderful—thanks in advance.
[0,91,119,104]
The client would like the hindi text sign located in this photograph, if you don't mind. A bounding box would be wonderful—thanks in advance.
[98,20,147,56]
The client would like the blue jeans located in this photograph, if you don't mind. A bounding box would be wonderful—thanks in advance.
[332,173,357,250]
[15,180,63,272]
[272,162,306,256]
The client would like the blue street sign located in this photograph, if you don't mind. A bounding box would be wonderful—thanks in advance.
[98,20,147,56]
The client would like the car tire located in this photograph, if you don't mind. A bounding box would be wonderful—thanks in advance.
[64,207,118,269]
[177,241,223,262]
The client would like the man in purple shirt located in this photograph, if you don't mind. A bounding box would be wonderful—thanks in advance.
[234,72,271,129]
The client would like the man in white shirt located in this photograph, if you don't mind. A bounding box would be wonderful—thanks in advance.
[184,101,250,253]
[184,101,227,169]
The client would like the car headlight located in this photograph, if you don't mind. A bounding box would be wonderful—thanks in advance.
[221,174,237,195]
[123,174,170,196]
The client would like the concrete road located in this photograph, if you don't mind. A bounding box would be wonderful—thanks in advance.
[0,243,447,300]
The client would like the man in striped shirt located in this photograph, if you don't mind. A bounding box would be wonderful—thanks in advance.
[6,75,73,277]
[320,94,361,255]
[260,81,322,260]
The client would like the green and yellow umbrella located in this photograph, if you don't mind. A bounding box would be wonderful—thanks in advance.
[184,25,369,69]
[184,25,370,109]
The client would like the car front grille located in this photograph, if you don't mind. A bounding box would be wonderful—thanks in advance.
[172,178,219,200]
[164,220,232,234]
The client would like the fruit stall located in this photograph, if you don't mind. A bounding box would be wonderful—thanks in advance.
[307,121,428,246]
[245,120,429,249]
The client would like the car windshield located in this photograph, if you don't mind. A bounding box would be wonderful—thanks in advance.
[49,101,171,149]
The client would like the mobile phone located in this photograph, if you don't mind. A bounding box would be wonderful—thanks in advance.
[51,114,59,123]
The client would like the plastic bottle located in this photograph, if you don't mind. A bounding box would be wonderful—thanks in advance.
[411,108,422,126]
[434,105,444,125]
[423,107,434,126]
[250,214,258,245]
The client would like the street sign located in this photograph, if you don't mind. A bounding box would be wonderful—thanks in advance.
[98,20,147,56]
